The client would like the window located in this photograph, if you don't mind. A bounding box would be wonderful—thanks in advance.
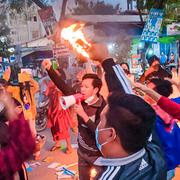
[33,16,37,22]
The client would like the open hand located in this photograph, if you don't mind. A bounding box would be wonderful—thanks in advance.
[89,43,110,63]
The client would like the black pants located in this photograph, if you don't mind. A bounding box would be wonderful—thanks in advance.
[78,150,104,180]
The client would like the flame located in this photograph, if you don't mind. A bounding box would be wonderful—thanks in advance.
[61,23,91,58]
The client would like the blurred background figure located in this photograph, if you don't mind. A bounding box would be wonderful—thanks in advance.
[160,52,167,65]
[58,61,72,87]
[133,81,180,180]
[169,52,175,64]
[139,55,171,83]
[120,62,135,82]
[45,81,76,154]
[0,92,35,179]
[2,66,43,160]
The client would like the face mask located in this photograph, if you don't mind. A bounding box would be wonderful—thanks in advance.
[84,95,94,105]
[95,127,115,152]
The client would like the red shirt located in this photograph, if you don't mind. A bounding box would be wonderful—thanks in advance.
[0,114,35,179]
[157,96,180,120]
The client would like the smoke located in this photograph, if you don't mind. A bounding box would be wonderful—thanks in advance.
[83,24,132,63]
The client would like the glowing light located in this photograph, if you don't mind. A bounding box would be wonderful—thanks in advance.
[61,23,91,58]
[138,42,144,49]
[107,43,116,51]
[90,168,97,178]
[8,48,15,53]
[148,48,154,56]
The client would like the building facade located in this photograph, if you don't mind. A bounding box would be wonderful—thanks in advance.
[5,3,45,45]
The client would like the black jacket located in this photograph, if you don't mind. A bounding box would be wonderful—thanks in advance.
[94,143,166,180]
[96,59,166,180]
[47,67,106,157]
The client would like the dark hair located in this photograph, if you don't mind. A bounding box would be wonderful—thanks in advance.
[120,62,130,71]
[148,78,173,97]
[120,62,130,75]
[82,73,102,96]
[106,92,156,153]
[148,55,160,66]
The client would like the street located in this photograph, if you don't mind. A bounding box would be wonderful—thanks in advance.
[25,128,78,180]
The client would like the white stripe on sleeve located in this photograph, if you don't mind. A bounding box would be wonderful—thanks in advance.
[108,166,121,180]
[112,65,134,94]
[99,166,113,180]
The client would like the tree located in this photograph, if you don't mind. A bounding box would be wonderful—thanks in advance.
[136,0,180,24]
[72,0,120,15]
[0,0,50,12]
[0,3,10,58]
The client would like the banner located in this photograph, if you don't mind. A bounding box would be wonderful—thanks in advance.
[53,44,70,58]
[141,8,164,43]
[38,6,57,36]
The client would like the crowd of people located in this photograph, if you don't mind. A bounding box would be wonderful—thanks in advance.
[0,43,180,180]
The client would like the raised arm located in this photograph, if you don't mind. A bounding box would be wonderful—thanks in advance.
[42,59,75,95]
[89,44,133,94]
[134,82,180,120]
[157,96,180,120]
[102,59,134,94]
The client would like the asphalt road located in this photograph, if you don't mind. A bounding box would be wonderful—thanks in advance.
[25,128,78,180]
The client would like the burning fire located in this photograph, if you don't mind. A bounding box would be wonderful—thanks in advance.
[61,23,91,58]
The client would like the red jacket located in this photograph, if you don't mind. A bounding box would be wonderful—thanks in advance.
[157,96,180,120]
[0,114,35,180]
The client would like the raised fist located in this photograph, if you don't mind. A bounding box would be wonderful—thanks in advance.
[42,59,52,71]
[88,43,110,62]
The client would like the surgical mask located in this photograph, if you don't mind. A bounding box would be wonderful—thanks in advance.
[95,127,115,152]
[84,95,94,105]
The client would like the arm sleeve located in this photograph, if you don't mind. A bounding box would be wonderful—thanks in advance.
[157,96,180,120]
[0,116,35,178]
[47,66,75,95]
[86,119,97,132]
[102,58,134,94]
